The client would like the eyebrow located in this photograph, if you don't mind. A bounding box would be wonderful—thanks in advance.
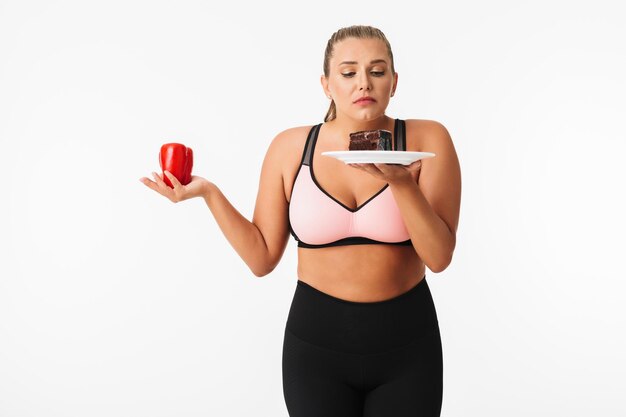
[339,59,388,65]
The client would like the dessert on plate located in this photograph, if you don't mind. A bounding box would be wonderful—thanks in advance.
[348,129,392,151]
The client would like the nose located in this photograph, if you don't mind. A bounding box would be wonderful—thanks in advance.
[358,72,371,91]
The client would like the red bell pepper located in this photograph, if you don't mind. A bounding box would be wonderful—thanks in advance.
[159,143,193,188]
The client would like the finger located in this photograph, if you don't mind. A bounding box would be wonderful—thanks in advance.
[368,163,384,171]
[359,163,386,179]
[140,177,157,189]
[153,172,177,196]
[152,171,166,187]
[373,163,394,173]
[163,170,183,189]
[398,160,419,171]
[142,175,172,197]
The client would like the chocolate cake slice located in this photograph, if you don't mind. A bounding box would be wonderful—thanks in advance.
[348,129,392,151]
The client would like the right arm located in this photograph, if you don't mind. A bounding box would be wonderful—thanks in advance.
[202,129,298,277]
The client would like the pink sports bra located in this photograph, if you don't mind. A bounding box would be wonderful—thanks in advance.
[288,119,412,249]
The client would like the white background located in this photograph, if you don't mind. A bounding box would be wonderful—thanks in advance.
[1,0,625,416]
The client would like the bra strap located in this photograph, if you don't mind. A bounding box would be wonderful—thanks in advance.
[302,124,320,167]
[395,119,406,151]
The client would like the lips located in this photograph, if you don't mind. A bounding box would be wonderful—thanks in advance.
[354,96,376,104]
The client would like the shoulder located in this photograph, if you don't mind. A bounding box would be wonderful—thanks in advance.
[403,119,454,152]
[267,125,315,154]
[262,124,316,176]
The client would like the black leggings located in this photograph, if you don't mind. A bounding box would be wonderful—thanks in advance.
[282,275,443,417]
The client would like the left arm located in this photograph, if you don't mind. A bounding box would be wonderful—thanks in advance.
[350,120,461,272]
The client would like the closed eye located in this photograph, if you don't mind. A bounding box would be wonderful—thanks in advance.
[341,71,386,78]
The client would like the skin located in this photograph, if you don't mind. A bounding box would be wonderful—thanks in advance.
[140,37,461,302]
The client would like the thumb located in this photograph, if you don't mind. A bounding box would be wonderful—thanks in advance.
[411,160,423,169]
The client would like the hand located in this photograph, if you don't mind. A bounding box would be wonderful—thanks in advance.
[348,160,422,185]
[139,170,211,203]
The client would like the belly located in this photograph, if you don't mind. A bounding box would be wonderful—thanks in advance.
[296,244,426,302]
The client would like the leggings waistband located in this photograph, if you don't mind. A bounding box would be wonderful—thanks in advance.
[285,275,438,355]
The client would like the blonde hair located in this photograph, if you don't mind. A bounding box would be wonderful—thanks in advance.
[323,25,396,122]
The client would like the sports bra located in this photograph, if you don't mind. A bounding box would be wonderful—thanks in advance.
[288,119,412,249]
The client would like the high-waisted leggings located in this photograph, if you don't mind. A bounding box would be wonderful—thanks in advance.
[282,275,443,417]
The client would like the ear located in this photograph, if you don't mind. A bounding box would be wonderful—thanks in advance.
[320,74,331,98]
[392,72,399,96]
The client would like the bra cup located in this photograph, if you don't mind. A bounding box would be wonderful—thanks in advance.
[353,189,411,242]
[354,188,409,242]
[289,167,352,245]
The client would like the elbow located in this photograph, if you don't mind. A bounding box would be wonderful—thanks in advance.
[429,236,456,273]
[248,247,278,278]
[428,262,448,274]
[250,258,279,278]
[417,231,456,274]
[427,252,454,274]
[250,237,285,278]
[251,265,274,278]
[251,269,265,278]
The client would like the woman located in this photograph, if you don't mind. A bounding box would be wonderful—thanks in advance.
[140,25,461,417]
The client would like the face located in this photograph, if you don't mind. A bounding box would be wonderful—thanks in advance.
[322,37,398,121]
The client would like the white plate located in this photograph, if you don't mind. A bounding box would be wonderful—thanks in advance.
[322,151,436,165]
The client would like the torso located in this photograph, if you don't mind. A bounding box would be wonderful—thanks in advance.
[283,118,429,302]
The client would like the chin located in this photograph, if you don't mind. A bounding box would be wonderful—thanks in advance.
[352,111,385,121]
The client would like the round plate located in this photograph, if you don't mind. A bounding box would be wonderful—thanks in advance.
[322,151,436,165]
